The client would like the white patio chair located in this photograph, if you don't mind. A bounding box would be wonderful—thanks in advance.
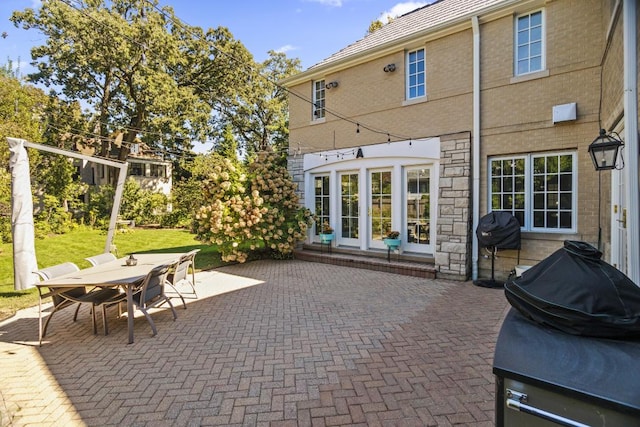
[84,252,117,266]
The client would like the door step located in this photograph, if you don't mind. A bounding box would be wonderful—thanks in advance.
[294,247,437,279]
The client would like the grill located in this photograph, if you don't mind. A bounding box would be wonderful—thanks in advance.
[494,310,640,426]
[474,211,521,288]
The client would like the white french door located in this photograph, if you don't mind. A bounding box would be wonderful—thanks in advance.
[339,172,360,246]
[404,167,433,254]
[369,170,392,248]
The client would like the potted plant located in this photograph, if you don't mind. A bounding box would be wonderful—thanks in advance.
[319,222,335,243]
[383,230,401,249]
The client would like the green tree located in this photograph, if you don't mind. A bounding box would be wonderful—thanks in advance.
[11,0,211,161]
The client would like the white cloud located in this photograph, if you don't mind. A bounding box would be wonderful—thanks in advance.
[275,44,298,54]
[306,0,343,7]
[378,1,432,22]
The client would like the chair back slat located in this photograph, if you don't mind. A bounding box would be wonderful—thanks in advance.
[35,262,80,281]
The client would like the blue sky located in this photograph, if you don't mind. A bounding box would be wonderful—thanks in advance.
[1,0,430,74]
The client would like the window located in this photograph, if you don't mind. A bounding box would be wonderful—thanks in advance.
[150,163,166,177]
[489,152,575,231]
[515,10,544,75]
[406,48,426,100]
[314,175,330,235]
[130,162,144,176]
[312,79,325,119]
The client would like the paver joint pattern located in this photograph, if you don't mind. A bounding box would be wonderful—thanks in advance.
[0,259,508,426]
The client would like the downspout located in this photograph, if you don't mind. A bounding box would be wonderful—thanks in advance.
[471,16,481,280]
[623,0,639,285]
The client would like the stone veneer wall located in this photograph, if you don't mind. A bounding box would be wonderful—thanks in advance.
[287,154,305,207]
[435,132,472,280]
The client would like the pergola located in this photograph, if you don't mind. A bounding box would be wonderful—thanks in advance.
[7,137,128,290]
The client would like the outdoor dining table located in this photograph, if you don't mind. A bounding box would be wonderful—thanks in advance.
[36,253,186,344]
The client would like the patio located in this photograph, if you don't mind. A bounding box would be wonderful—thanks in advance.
[0,259,509,426]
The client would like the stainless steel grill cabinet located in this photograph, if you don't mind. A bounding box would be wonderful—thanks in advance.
[493,310,640,426]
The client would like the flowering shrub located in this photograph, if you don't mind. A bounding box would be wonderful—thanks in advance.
[386,230,400,239]
[321,222,334,234]
[193,151,313,263]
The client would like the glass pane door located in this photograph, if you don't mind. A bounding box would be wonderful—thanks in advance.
[340,173,359,244]
[402,168,431,252]
[314,176,330,236]
[370,171,392,245]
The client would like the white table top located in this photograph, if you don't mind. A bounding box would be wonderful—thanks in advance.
[36,253,185,288]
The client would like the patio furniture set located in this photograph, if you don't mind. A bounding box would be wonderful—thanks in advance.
[34,249,199,345]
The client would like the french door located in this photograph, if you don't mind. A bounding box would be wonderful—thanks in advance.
[339,173,359,246]
[404,167,432,253]
[369,170,392,248]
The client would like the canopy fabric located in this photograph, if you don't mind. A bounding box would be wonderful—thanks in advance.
[8,137,38,290]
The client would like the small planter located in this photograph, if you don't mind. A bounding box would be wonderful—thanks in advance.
[383,238,401,250]
[320,233,335,243]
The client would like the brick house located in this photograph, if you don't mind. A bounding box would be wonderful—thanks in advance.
[281,0,639,282]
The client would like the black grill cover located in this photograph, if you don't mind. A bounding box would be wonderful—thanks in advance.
[505,240,640,338]
[476,211,521,249]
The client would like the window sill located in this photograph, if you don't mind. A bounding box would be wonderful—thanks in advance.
[510,69,549,84]
[402,95,428,107]
[310,118,326,125]
[521,231,578,240]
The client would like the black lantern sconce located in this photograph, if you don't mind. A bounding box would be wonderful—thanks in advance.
[588,129,624,171]
[356,148,364,158]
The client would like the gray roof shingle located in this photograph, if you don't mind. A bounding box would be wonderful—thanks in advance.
[309,0,506,70]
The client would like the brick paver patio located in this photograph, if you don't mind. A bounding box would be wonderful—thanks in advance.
[0,259,509,426]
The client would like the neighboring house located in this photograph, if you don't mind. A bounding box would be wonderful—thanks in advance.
[281,0,639,282]
[77,140,173,196]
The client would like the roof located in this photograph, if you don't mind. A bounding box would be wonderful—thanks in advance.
[308,0,507,70]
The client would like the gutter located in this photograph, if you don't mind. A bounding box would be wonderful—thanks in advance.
[471,16,481,281]
[623,0,639,285]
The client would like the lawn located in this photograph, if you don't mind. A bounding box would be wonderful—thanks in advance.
[0,227,221,321]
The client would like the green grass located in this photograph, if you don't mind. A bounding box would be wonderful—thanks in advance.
[0,227,221,321]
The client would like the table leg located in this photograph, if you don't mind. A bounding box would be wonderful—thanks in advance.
[127,285,134,344]
[38,287,43,346]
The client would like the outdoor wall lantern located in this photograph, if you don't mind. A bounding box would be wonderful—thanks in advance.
[325,81,339,89]
[588,129,624,171]
[356,148,364,158]
[383,63,396,72]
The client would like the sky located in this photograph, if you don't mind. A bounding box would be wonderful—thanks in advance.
[1,0,431,75]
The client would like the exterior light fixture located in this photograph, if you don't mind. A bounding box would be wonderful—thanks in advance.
[588,129,624,171]
[356,148,364,158]
[325,81,339,89]
[383,63,396,72]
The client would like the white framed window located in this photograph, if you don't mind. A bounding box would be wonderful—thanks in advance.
[515,10,545,76]
[406,48,426,100]
[489,152,576,232]
[312,79,325,120]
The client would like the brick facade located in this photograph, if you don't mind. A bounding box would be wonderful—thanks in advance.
[283,0,633,281]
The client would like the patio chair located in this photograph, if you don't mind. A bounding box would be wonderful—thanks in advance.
[35,262,94,339]
[84,252,117,266]
[131,263,178,337]
[166,249,200,309]
[36,262,123,339]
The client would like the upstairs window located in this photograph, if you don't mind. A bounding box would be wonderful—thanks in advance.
[515,10,544,75]
[406,48,426,100]
[313,79,325,120]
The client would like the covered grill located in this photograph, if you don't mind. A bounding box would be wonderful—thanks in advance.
[474,211,521,288]
[494,241,640,426]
